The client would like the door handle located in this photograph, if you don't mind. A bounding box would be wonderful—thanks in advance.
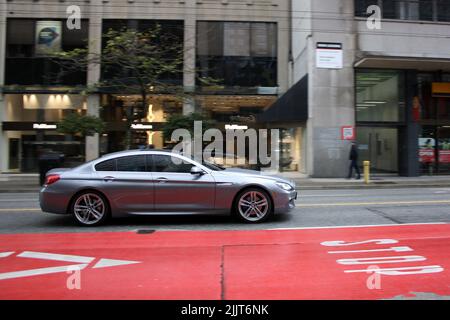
[156,177,168,183]
[103,176,115,182]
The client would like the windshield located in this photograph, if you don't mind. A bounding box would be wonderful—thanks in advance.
[185,154,226,171]
[200,160,226,171]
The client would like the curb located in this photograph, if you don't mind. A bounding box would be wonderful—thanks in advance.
[296,183,450,190]
[0,188,41,193]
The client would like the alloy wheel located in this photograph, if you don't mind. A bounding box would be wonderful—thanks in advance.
[73,193,107,226]
[237,190,270,222]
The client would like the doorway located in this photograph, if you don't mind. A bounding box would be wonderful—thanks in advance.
[356,127,399,174]
[8,138,20,171]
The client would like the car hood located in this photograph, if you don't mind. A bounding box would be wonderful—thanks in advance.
[219,168,296,187]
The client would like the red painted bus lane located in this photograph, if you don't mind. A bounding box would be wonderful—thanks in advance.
[0,223,449,300]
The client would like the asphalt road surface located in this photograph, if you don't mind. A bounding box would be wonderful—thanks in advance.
[0,187,450,233]
[1,187,450,300]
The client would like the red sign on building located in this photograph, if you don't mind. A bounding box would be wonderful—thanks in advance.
[341,126,355,140]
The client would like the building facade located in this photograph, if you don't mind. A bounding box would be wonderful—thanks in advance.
[0,0,290,173]
[285,0,450,177]
[2,0,450,177]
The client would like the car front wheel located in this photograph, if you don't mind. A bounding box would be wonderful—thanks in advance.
[71,192,109,226]
[235,188,273,223]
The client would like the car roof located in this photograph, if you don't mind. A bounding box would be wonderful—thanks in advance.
[97,149,176,160]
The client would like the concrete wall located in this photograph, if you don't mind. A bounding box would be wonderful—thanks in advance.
[292,0,356,177]
[356,18,450,59]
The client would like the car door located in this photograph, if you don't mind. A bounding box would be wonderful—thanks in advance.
[95,155,154,213]
[150,154,215,212]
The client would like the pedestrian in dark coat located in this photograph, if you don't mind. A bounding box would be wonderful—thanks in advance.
[347,142,361,179]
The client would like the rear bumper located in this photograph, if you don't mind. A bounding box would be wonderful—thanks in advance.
[39,186,71,214]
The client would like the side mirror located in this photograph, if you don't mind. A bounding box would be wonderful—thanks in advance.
[190,166,205,175]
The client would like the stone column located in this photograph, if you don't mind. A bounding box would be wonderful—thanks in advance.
[86,95,100,161]
[85,0,103,160]
[399,70,420,177]
[0,0,7,172]
[0,98,6,173]
[183,0,196,115]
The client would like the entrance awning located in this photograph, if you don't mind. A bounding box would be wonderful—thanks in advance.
[258,75,308,123]
[355,56,450,71]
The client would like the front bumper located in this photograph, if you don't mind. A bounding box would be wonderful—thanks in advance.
[274,189,297,214]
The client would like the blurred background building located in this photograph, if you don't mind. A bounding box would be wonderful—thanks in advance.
[0,0,289,173]
[1,0,450,177]
[273,0,450,177]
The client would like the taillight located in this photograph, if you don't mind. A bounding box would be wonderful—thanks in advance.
[45,174,60,186]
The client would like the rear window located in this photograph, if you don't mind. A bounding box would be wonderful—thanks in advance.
[95,159,116,171]
[95,155,148,172]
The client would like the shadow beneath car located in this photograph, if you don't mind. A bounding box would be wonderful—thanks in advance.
[41,212,293,231]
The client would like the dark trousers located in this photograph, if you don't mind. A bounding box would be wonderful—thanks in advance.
[348,160,361,179]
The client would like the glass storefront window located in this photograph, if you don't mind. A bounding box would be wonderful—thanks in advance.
[438,0,450,22]
[416,73,450,121]
[196,21,277,88]
[418,126,450,175]
[437,95,450,119]
[356,70,405,123]
[355,0,450,22]
[354,0,378,17]
[101,20,184,86]
[419,126,436,175]
[5,19,88,85]
[3,94,87,172]
[279,128,302,172]
[357,127,399,173]
[417,73,435,120]
[437,126,450,173]
[99,94,183,153]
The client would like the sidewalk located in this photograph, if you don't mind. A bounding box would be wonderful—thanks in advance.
[277,172,450,190]
[0,173,41,193]
[1,172,450,192]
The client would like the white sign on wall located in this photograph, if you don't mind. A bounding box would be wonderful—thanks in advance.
[316,42,343,69]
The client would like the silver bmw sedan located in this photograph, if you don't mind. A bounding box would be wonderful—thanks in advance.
[39,150,297,226]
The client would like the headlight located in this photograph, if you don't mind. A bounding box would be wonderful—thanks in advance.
[276,182,294,191]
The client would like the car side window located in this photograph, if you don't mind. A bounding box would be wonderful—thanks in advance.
[151,155,194,173]
[117,155,147,172]
[95,159,116,171]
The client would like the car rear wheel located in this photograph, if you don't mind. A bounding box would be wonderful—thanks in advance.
[235,188,273,223]
[71,192,109,226]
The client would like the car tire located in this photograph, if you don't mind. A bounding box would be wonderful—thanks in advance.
[234,188,273,223]
[71,191,110,226]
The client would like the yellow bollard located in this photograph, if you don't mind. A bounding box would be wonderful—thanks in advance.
[363,161,370,184]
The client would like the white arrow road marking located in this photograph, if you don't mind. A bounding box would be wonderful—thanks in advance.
[18,251,95,264]
[92,258,141,269]
[0,264,89,281]
[0,251,142,281]
[0,252,15,258]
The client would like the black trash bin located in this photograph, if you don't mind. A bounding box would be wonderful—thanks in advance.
[38,153,65,186]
